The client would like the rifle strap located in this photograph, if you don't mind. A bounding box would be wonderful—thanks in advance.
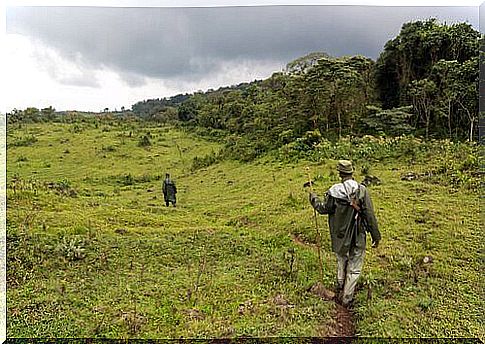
[342,181,361,219]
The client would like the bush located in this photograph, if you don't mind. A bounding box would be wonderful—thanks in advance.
[101,145,116,152]
[114,173,162,186]
[222,135,272,162]
[138,135,151,147]
[191,151,222,171]
[278,135,480,189]
[8,135,38,148]
[56,236,86,261]
[120,173,135,186]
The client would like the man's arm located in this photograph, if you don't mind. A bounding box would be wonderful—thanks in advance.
[309,192,335,215]
[361,190,381,245]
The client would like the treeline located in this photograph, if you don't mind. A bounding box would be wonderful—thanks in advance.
[6,107,142,126]
[7,19,480,161]
[7,106,58,124]
[127,19,479,160]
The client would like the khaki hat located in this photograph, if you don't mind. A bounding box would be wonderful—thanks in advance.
[337,160,354,174]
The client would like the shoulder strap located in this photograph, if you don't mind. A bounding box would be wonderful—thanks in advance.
[343,181,362,213]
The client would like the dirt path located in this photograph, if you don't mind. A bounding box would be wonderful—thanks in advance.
[294,236,356,337]
[309,282,355,337]
[329,303,355,337]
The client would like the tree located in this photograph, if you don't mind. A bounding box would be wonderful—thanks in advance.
[304,56,374,138]
[360,106,414,136]
[285,52,332,74]
[408,79,437,139]
[375,19,479,109]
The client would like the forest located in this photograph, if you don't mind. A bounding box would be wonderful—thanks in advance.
[126,19,480,152]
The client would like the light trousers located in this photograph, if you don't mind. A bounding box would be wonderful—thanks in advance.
[336,245,365,304]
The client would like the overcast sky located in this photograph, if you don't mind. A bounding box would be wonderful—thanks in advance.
[3,3,481,112]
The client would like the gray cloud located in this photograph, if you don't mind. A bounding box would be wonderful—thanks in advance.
[32,46,102,87]
[481,2,485,33]
[7,5,479,88]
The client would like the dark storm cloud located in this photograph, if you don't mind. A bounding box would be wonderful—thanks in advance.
[6,5,479,87]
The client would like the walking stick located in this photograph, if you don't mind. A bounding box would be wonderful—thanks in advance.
[306,167,324,284]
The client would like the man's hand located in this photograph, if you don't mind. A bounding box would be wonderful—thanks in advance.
[372,239,379,249]
[303,181,314,188]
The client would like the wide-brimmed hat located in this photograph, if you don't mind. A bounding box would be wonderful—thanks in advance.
[337,160,354,174]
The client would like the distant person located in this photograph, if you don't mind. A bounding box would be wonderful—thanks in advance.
[308,160,381,307]
[162,173,177,207]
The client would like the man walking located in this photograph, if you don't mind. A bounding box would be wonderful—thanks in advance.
[308,160,380,307]
[162,173,177,207]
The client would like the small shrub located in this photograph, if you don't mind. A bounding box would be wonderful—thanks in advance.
[69,124,83,133]
[9,135,38,148]
[45,178,77,197]
[191,151,221,170]
[56,237,86,261]
[138,135,151,147]
[417,298,434,312]
[120,173,135,186]
[101,145,116,152]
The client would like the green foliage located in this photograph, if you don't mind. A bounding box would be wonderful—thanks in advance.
[360,106,415,136]
[222,135,273,162]
[285,51,332,74]
[131,94,190,118]
[46,178,78,197]
[120,173,135,186]
[375,19,479,140]
[279,135,480,189]
[55,236,86,261]
[138,134,151,147]
[191,151,222,171]
[6,228,51,287]
[101,145,117,152]
[8,134,38,148]
[16,155,28,162]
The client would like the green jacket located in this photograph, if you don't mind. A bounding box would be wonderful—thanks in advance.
[310,178,380,255]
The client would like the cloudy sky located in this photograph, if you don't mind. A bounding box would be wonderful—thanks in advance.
[2,1,481,113]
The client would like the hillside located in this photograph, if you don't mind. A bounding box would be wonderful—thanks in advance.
[6,120,482,338]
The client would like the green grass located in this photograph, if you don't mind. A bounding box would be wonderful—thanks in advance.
[6,121,483,339]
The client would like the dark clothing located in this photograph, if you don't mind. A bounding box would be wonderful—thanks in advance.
[162,178,177,206]
[310,179,380,256]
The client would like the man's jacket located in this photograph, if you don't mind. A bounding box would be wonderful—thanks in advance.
[162,178,177,202]
[310,179,380,255]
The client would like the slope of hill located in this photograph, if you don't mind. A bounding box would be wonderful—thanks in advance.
[6,120,482,338]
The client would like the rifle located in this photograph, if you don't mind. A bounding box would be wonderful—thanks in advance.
[345,183,377,247]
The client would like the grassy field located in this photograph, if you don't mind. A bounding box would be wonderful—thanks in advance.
[6,120,483,339]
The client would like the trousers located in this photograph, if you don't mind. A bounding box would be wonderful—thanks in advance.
[336,245,365,305]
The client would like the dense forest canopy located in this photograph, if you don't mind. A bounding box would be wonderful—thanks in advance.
[130,19,479,147]
[7,19,480,157]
